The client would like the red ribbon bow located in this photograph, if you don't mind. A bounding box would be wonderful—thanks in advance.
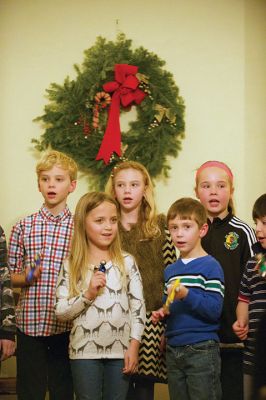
[96,64,146,164]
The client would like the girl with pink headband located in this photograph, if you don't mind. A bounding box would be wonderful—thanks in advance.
[195,160,257,400]
[195,160,234,181]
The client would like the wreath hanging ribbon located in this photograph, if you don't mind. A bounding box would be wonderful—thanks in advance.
[33,34,186,189]
[96,64,147,164]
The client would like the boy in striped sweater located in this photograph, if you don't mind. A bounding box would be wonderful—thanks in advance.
[152,197,224,400]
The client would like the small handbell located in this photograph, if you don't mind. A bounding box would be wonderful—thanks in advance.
[255,253,266,278]
[98,260,106,273]
[163,279,180,313]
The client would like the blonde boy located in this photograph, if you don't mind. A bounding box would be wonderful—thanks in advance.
[8,150,77,400]
[152,198,224,400]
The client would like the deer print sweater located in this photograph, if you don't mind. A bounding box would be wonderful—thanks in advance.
[55,253,146,359]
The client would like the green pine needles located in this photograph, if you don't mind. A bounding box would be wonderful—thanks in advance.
[33,33,185,189]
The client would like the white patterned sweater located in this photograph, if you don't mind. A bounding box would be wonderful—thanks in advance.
[55,253,146,360]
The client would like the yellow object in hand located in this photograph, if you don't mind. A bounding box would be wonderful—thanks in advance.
[163,279,180,313]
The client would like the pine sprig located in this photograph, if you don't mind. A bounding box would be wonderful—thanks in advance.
[33,33,185,189]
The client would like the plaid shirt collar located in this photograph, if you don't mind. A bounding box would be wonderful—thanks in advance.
[39,205,71,223]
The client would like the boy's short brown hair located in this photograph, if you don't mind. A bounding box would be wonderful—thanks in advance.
[252,193,266,220]
[167,197,207,228]
[36,150,78,181]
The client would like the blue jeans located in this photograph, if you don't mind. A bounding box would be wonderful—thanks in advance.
[166,340,222,400]
[71,359,130,400]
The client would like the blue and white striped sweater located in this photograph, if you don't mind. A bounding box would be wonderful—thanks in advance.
[163,255,224,346]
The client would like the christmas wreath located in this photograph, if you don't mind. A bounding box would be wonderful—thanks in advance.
[33,33,185,189]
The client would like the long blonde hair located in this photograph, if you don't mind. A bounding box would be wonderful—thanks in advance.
[68,191,125,297]
[105,161,160,239]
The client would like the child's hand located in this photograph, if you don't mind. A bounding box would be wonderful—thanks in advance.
[151,307,167,324]
[25,264,42,285]
[123,339,139,375]
[232,319,248,340]
[85,271,106,300]
[0,339,16,361]
[168,283,188,301]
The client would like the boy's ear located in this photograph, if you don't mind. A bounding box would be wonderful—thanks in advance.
[199,223,208,238]
[195,186,199,199]
[69,180,77,193]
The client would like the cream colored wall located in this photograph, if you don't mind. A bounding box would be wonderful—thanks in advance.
[244,0,266,215]
[1,0,265,239]
[0,0,265,397]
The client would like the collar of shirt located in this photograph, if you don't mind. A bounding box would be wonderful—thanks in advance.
[40,205,71,223]
[207,209,233,228]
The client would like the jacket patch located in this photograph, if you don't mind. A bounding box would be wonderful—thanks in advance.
[224,232,239,250]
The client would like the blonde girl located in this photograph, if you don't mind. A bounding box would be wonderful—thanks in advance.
[195,160,257,400]
[55,192,146,400]
[106,161,176,400]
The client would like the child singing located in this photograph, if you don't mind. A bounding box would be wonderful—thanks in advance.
[105,160,176,400]
[195,160,257,400]
[55,192,146,400]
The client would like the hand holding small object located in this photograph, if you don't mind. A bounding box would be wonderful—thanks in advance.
[26,253,42,284]
[255,253,266,278]
[152,279,180,324]
[163,279,180,313]
[86,260,107,300]
[98,260,106,273]
[151,308,166,324]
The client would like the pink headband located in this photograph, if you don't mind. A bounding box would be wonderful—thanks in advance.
[196,161,234,181]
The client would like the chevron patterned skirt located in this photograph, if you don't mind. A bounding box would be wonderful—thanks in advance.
[136,312,167,383]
